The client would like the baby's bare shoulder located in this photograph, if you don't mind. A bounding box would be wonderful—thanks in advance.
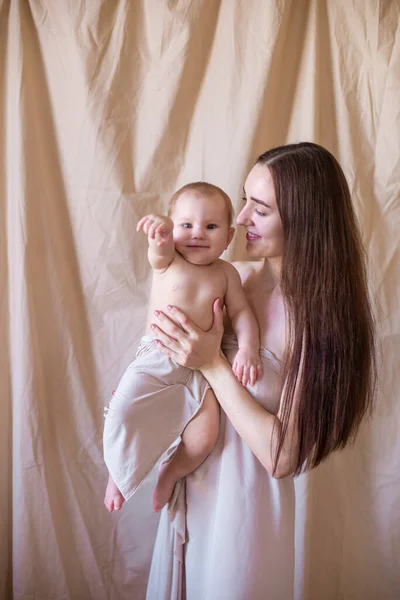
[215,259,241,280]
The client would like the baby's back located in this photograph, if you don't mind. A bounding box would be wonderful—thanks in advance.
[145,254,229,333]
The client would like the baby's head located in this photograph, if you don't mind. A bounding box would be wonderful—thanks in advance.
[168,182,235,266]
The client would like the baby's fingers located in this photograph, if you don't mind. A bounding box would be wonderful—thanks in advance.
[143,219,156,235]
[155,223,171,241]
[137,215,151,232]
[148,222,159,239]
[241,366,249,387]
[235,364,244,384]
[232,361,237,378]
[249,365,258,387]
[232,357,241,376]
[257,363,263,381]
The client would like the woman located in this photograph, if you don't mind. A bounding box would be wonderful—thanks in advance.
[146,142,376,599]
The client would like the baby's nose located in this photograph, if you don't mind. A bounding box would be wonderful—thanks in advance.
[193,227,206,238]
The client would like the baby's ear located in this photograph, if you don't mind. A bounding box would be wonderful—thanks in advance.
[226,227,235,248]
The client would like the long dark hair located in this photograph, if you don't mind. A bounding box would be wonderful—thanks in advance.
[258,142,376,474]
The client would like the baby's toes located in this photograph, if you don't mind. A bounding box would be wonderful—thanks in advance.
[104,497,113,512]
[113,494,124,511]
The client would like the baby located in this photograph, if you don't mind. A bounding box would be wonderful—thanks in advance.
[103,182,261,513]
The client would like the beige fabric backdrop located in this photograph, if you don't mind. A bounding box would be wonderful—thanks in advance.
[1,0,399,598]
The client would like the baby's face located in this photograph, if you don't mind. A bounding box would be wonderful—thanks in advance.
[170,191,234,265]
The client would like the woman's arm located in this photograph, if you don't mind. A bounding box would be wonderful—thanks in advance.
[151,300,298,478]
[201,356,298,478]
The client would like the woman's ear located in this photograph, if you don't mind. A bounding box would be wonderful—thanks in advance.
[226,227,235,248]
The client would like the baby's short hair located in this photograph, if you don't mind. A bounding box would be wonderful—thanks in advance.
[168,182,234,226]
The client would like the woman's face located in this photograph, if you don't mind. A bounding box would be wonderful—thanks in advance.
[236,163,284,260]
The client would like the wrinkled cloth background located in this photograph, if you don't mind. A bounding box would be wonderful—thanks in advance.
[1,1,399,599]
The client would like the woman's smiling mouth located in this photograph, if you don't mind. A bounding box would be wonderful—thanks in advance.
[246,231,261,241]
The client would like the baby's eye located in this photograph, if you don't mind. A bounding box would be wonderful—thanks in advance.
[182,223,192,228]
[207,224,217,230]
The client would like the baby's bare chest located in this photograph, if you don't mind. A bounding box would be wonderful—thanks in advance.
[153,262,227,303]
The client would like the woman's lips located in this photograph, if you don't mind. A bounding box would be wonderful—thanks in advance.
[246,232,261,241]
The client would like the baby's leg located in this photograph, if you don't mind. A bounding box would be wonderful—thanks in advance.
[153,389,220,512]
[103,350,202,503]
[104,473,125,512]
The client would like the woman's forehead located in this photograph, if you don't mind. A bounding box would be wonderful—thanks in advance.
[244,164,276,202]
[245,163,272,187]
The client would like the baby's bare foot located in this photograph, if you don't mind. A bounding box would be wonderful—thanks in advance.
[104,475,125,512]
[153,463,177,513]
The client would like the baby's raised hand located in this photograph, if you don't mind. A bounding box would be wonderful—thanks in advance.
[232,347,263,387]
[137,214,174,246]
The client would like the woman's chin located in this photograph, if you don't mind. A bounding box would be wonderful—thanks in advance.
[245,242,264,258]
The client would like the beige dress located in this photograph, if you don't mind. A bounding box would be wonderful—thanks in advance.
[146,334,295,600]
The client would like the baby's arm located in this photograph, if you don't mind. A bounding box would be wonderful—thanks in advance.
[136,214,175,270]
[224,264,262,387]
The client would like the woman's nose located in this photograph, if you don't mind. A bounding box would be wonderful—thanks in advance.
[236,204,253,226]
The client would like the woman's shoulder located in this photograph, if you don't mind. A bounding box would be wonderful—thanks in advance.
[231,260,263,284]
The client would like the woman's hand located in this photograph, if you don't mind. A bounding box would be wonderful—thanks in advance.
[150,298,225,371]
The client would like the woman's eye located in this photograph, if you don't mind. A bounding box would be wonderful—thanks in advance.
[242,195,267,216]
[207,224,217,230]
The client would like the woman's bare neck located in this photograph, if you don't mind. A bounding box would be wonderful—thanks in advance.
[260,256,282,291]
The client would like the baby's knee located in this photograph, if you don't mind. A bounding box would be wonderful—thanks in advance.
[198,431,218,455]
[183,426,218,456]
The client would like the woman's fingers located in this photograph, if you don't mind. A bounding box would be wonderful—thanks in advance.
[153,300,223,371]
[150,323,179,347]
[151,311,193,356]
[154,339,179,361]
[157,306,202,338]
[151,324,192,367]
[154,300,221,339]
[211,298,224,333]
